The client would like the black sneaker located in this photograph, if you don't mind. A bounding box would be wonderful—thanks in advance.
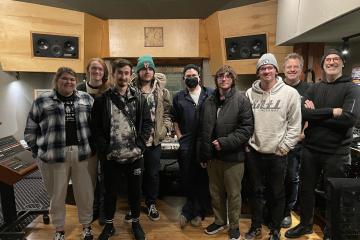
[124,210,133,223]
[132,221,146,240]
[147,204,160,221]
[269,230,280,240]
[54,231,65,240]
[229,228,241,240]
[204,222,226,235]
[244,226,262,240]
[98,223,115,240]
[82,226,93,240]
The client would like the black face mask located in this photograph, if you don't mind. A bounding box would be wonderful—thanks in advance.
[185,77,199,88]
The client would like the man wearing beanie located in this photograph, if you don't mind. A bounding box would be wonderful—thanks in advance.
[245,53,301,240]
[127,55,172,221]
[172,64,213,229]
[285,49,360,239]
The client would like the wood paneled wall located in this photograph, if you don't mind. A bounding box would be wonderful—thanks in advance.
[205,0,293,74]
[108,19,208,58]
[0,0,108,73]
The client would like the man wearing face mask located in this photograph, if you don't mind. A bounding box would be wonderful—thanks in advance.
[285,49,360,240]
[172,64,213,228]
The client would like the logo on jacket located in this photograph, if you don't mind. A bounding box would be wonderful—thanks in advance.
[252,99,281,111]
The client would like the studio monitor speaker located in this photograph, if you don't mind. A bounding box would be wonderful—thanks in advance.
[326,178,360,240]
[225,34,267,60]
[32,33,79,59]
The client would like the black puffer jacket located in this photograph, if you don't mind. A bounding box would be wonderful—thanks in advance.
[198,88,254,163]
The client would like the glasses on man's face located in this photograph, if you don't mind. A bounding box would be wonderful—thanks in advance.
[259,65,275,72]
[217,74,232,80]
[324,57,341,64]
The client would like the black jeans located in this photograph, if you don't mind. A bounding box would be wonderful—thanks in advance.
[142,145,161,206]
[299,147,349,226]
[246,150,287,231]
[103,158,143,221]
[284,143,301,216]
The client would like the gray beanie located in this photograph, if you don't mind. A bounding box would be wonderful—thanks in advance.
[256,53,279,73]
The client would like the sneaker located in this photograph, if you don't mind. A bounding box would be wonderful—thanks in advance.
[244,226,262,240]
[229,228,241,240]
[98,223,115,240]
[54,231,65,240]
[179,214,189,229]
[269,230,280,240]
[204,222,226,235]
[124,210,133,223]
[280,215,292,228]
[147,204,160,221]
[190,216,202,227]
[132,221,146,240]
[82,226,93,240]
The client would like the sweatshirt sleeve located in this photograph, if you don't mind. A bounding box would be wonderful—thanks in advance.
[280,91,302,152]
[320,84,360,128]
[301,84,334,121]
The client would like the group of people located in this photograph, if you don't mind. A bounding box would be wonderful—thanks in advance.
[24,48,360,240]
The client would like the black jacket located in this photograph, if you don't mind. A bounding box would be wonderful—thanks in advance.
[302,75,360,155]
[198,88,254,163]
[91,87,152,161]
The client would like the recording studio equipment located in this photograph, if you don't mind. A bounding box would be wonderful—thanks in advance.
[0,136,48,239]
[326,178,360,240]
[225,34,267,60]
[32,33,79,59]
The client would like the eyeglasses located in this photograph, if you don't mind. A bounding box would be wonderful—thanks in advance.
[217,74,232,80]
[324,57,341,63]
[259,65,275,72]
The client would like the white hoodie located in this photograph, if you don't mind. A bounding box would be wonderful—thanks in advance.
[246,77,301,154]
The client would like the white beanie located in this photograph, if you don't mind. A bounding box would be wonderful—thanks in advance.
[256,53,279,72]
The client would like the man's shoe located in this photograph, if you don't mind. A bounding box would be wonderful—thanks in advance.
[147,204,160,221]
[98,223,115,240]
[124,210,133,223]
[268,230,280,240]
[179,214,189,229]
[54,231,65,240]
[82,226,93,240]
[229,228,241,240]
[280,215,292,228]
[190,216,202,227]
[204,222,226,235]
[244,226,262,240]
[285,224,313,238]
[132,221,146,240]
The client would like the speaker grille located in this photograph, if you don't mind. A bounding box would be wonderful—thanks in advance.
[32,33,79,59]
[225,34,267,60]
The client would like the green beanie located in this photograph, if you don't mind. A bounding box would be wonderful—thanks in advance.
[136,55,156,72]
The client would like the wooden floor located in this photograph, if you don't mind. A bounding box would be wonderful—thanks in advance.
[25,196,324,240]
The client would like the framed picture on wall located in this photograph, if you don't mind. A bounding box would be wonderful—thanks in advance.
[34,89,52,99]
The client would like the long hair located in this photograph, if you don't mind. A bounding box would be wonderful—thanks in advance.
[86,58,109,94]
[214,65,237,88]
[53,67,76,90]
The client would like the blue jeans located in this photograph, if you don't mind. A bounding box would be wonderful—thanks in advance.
[284,143,301,216]
[142,145,161,206]
[246,149,287,231]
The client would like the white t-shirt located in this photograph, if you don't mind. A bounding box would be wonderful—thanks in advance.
[189,87,201,105]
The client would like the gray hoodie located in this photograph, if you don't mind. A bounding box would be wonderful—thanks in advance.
[246,77,301,154]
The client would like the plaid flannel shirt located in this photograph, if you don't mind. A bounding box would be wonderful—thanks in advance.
[24,89,94,163]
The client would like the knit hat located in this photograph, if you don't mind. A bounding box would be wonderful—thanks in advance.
[320,48,345,68]
[256,53,279,73]
[183,64,200,76]
[136,55,156,72]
